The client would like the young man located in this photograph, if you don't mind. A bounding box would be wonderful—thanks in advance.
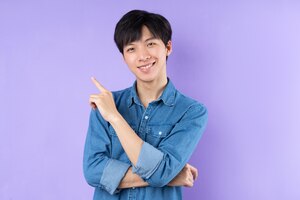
[83,10,208,200]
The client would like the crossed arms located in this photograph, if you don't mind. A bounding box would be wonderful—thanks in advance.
[83,77,207,194]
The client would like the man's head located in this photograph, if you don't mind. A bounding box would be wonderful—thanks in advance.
[114,10,172,83]
[114,10,172,55]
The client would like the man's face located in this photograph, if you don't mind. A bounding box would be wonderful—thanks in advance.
[123,26,172,84]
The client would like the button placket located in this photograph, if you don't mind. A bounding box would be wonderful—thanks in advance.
[139,106,152,139]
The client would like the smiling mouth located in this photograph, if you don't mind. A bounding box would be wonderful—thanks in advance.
[137,61,156,69]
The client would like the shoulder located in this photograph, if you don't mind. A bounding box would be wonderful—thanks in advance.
[173,91,208,128]
[111,86,132,104]
[175,90,207,114]
[112,86,131,96]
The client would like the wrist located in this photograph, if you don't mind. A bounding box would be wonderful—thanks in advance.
[109,112,123,125]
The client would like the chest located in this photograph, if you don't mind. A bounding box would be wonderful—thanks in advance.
[108,103,182,162]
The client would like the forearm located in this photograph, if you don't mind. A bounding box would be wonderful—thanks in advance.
[110,113,143,166]
[84,109,132,194]
[90,78,143,166]
[118,164,197,189]
[118,167,149,189]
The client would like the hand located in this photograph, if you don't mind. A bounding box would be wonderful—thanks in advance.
[186,163,198,181]
[167,163,198,187]
[89,77,120,122]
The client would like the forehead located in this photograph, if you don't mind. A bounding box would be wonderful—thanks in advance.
[125,26,157,46]
[140,26,153,38]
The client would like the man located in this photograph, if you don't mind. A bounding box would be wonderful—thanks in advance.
[83,10,208,200]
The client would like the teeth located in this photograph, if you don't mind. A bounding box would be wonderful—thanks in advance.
[141,64,152,68]
[140,62,154,69]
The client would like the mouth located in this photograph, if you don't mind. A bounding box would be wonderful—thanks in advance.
[137,61,156,70]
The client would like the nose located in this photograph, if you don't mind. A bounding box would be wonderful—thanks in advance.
[138,48,151,62]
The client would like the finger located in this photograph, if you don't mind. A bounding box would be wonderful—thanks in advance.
[89,96,97,102]
[186,179,193,187]
[186,168,193,180]
[90,102,97,109]
[89,97,98,106]
[88,97,97,110]
[190,167,198,180]
[187,164,198,180]
[188,164,196,171]
[90,94,100,98]
[188,169,194,180]
[187,169,196,183]
[91,77,107,92]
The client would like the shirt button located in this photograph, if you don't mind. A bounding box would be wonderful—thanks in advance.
[158,131,162,135]
[132,187,135,189]
[144,116,149,120]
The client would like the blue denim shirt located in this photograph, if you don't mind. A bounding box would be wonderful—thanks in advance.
[83,79,208,200]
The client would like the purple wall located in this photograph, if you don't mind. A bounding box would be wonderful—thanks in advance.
[1,1,300,199]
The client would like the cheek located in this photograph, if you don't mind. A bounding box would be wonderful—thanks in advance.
[124,55,136,66]
[157,50,167,61]
[153,48,167,58]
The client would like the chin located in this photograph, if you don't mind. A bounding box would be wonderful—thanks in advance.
[136,75,157,83]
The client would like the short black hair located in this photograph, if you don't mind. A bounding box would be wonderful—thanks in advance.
[114,10,172,54]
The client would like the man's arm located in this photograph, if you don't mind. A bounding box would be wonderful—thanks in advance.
[137,104,207,187]
[118,164,198,189]
[90,77,207,187]
[83,109,131,195]
[118,167,148,189]
[90,77,143,166]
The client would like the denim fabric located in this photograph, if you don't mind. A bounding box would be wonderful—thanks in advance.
[83,79,208,200]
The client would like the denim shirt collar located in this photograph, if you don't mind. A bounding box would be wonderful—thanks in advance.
[127,78,176,107]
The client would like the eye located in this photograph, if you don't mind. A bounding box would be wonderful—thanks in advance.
[126,47,135,53]
[147,42,155,47]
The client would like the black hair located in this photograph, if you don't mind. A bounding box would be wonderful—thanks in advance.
[114,10,172,54]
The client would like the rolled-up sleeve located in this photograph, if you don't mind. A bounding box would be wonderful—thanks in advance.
[83,109,130,195]
[100,159,130,194]
[132,142,164,179]
[133,104,208,187]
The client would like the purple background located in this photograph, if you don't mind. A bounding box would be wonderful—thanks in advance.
[1,1,300,199]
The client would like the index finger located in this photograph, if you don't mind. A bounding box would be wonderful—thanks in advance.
[91,76,106,92]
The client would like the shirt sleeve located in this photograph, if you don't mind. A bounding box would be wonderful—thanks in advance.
[132,103,208,187]
[83,109,130,195]
[132,142,164,179]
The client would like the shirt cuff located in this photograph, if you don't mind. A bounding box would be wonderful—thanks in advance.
[132,142,164,179]
[100,159,131,195]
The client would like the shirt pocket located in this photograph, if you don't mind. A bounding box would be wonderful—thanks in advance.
[146,125,173,147]
[108,124,137,163]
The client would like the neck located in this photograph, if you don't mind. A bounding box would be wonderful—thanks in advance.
[136,77,168,108]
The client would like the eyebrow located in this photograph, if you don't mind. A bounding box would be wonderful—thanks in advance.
[144,36,156,42]
[126,36,157,46]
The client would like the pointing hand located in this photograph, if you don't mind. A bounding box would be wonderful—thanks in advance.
[89,77,120,122]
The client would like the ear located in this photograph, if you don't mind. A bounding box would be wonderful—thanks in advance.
[166,40,172,56]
